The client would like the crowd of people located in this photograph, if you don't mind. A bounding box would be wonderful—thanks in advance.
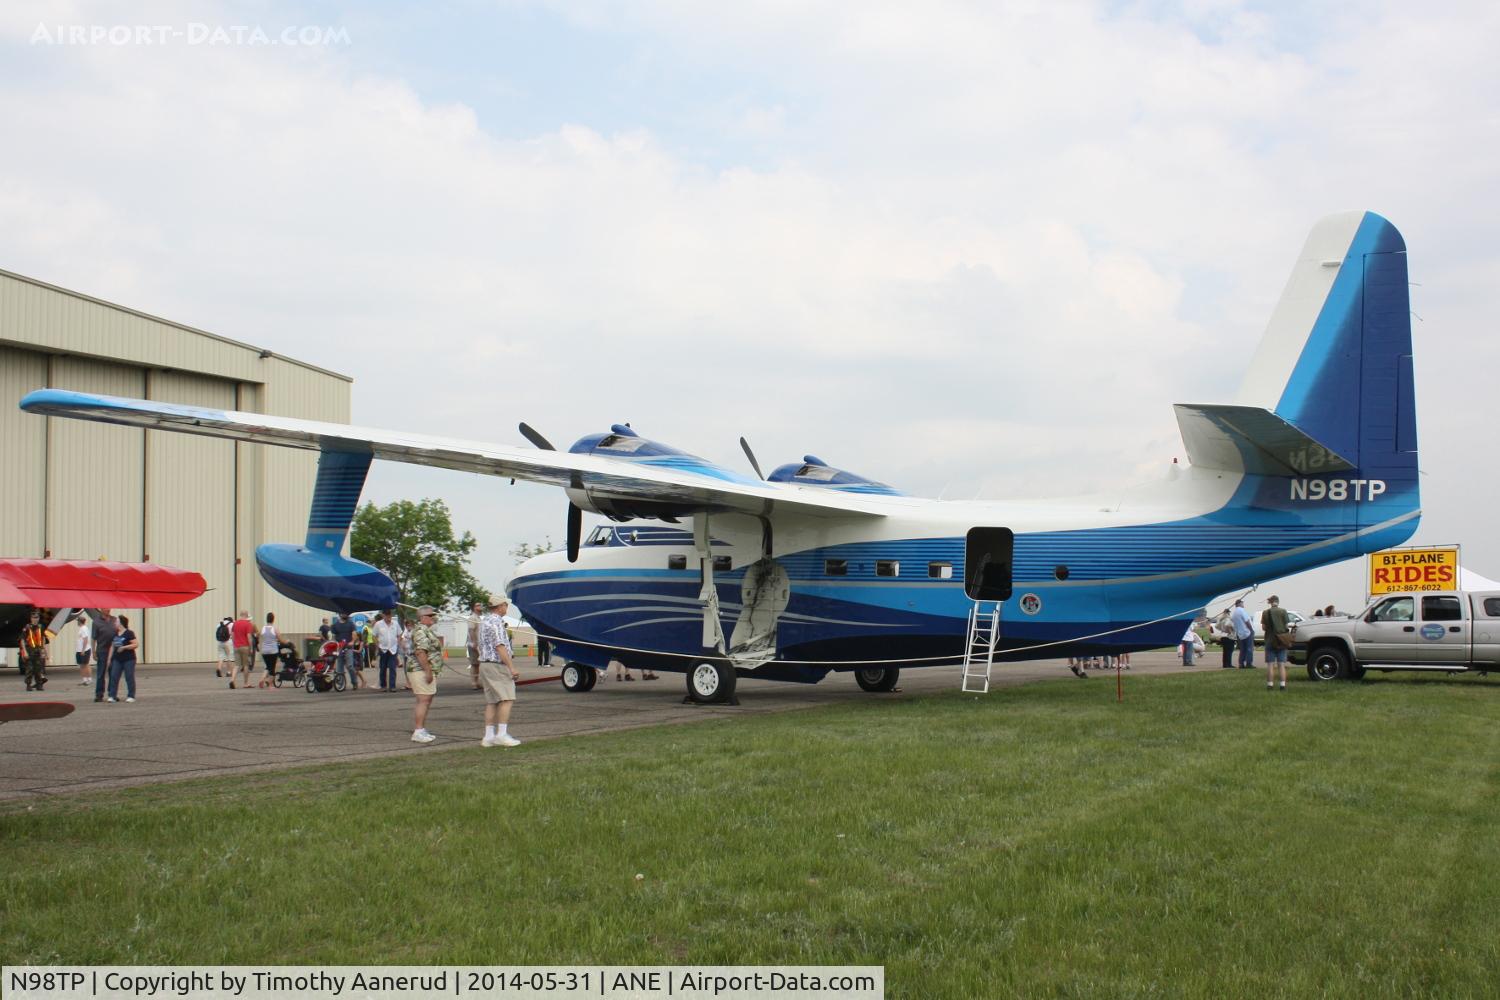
[13,597,530,748]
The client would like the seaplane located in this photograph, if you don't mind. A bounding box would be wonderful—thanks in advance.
[20,211,1420,704]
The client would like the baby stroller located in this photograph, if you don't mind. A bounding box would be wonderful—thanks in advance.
[273,642,305,688]
[304,640,347,694]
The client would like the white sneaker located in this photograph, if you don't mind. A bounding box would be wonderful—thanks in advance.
[107,697,118,703]
[480,735,498,747]
[411,730,436,743]
[126,697,135,703]
[496,734,521,747]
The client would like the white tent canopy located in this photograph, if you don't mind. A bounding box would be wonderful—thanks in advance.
[1459,567,1500,591]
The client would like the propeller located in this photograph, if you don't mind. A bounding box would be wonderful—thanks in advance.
[519,422,585,564]
[740,436,765,480]
[518,422,556,451]
[566,503,583,563]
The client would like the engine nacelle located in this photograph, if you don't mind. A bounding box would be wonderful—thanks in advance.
[566,424,756,520]
[767,455,903,496]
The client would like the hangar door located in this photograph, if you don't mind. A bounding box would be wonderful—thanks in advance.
[964,528,1014,602]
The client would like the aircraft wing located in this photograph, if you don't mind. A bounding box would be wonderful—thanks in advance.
[20,390,891,520]
[0,558,208,609]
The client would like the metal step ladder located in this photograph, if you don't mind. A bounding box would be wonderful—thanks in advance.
[962,601,1003,693]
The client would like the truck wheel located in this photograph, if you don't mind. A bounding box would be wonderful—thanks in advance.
[1307,646,1349,682]
[854,667,900,692]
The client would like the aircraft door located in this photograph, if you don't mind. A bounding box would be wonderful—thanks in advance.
[964,528,1014,602]
[1353,595,1417,663]
[729,557,790,666]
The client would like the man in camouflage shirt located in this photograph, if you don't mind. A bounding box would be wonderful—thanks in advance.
[407,606,444,743]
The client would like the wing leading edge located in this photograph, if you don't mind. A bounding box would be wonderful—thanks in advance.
[19,389,890,520]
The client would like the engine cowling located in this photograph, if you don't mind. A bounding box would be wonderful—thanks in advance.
[767,455,903,496]
[565,424,760,520]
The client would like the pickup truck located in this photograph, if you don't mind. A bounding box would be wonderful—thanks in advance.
[1289,590,1500,681]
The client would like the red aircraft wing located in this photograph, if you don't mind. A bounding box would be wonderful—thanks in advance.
[0,559,207,609]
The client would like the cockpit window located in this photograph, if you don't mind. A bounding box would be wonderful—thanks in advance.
[588,526,612,546]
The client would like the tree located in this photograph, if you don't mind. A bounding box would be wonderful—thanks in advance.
[510,537,556,563]
[350,499,489,612]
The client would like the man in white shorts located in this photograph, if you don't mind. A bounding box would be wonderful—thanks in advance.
[477,594,521,747]
[214,616,235,679]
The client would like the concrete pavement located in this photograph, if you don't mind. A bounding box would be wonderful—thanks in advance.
[0,649,1226,800]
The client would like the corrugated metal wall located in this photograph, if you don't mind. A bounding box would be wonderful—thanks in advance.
[1,271,351,664]
[144,371,237,663]
[0,346,46,557]
[46,356,146,564]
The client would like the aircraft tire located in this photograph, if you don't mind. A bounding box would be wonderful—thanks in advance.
[581,666,599,691]
[854,667,900,692]
[560,663,589,693]
[687,660,736,704]
[1306,646,1349,682]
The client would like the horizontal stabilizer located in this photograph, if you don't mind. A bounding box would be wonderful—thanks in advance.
[1174,403,1354,476]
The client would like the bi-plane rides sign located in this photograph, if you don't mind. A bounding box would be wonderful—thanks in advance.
[1368,547,1459,595]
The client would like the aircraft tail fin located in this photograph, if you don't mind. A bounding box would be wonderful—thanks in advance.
[1180,211,1416,488]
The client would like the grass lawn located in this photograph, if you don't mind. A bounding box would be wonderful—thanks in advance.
[3,671,1497,997]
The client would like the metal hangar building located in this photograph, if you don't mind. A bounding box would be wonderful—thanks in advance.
[0,268,351,663]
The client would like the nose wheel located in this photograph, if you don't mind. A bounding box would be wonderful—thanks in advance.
[559,662,598,692]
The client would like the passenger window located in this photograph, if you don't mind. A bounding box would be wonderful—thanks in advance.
[1422,596,1462,622]
[667,555,687,570]
[876,561,899,578]
[1484,598,1500,617]
[713,555,732,572]
[1371,597,1414,622]
[929,562,953,580]
[825,559,848,576]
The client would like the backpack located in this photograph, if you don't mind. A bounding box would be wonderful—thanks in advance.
[215,620,231,642]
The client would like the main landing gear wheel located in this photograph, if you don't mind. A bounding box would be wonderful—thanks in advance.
[560,663,590,693]
[1307,647,1350,682]
[854,667,900,692]
[687,660,737,705]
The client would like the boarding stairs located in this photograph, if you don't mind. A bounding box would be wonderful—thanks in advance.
[961,601,1004,693]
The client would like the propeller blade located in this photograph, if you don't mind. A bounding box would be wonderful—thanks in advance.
[740,436,765,480]
[566,502,583,563]
[519,422,556,451]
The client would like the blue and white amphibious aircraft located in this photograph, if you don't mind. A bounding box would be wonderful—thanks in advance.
[21,211,1419,703]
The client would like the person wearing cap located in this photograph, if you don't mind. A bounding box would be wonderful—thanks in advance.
[19,609,55,691]
[1230,598,1255,668]
[406,606,444,743]
[477,594,521,747]
[1260,595,1293,691]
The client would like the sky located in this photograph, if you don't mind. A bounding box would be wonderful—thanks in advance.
[2,0,1497,620]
